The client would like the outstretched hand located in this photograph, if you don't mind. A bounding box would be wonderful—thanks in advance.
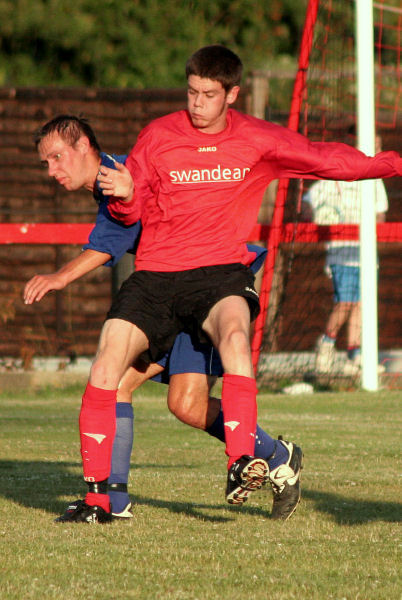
[23,272,67,304]
[23,249,113,305]
[97,161,134,202]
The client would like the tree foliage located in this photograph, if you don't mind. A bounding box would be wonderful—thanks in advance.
[0,0,306,88]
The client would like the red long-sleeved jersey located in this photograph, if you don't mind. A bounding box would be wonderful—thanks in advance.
[108,109,401,271]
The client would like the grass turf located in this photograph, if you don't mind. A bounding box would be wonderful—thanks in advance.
[0,383,400,599]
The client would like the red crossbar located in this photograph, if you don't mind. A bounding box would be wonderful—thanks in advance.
[249,222,402,243]
[0,223,94,244]
[0,222,401,244]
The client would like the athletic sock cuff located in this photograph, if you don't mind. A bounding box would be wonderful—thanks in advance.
[116,402,134,418]
[222,373,258,393]
[83,382,118,408]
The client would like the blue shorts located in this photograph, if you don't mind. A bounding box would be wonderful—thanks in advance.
[152,331,223,384]
[330,265,360,303]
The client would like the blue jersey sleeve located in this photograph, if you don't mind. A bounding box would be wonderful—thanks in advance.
[246,244,268,274]
[83,152,142,267]
[83,203,142,267]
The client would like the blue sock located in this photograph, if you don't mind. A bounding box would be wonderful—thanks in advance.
[206,410,277,460]
[254,424,276,460]
[323,334,336,344]
[267,439,290,471]
[205,409,225,442]
[108,402,134,514]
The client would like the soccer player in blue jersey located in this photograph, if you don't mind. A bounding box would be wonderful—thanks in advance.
[25,115,300,522]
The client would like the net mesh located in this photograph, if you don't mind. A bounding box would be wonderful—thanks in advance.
[255,0,402,388]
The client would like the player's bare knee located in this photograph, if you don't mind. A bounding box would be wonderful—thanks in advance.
[167,390,204,428]
[116,369,143,403]
[116,387,133,404]
[118,368,146,400]
[90,359,121,389]
[219,328,249,357]
[167,391,189,421]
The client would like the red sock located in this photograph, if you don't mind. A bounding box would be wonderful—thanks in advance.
[85,492,110,512]
[79,383,117,497]
[221,374,257,469]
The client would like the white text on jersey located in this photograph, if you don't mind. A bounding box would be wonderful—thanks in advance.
[169,165,251,184]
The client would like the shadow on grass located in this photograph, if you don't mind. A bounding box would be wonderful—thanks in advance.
[303,488,402,525]
[3,460,400,525]
[0,459,272,523]
[121,494,272,522]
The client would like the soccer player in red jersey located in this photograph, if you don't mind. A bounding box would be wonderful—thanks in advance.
[31,116,289,523]
[64,47,402,522]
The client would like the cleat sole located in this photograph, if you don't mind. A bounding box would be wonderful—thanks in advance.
[226,457,269,505]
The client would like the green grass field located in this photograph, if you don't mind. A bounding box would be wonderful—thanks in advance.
[0,383,400,600]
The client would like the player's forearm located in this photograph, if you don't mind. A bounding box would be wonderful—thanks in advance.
[308,144,402,181]
[274,132,402,181]
[56,249,112,286]
[24,249,113,305]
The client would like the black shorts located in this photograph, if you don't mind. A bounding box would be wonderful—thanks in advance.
[106,263,260,362]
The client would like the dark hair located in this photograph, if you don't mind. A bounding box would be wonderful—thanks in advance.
[34,115,101,153]
[185,45,243,92]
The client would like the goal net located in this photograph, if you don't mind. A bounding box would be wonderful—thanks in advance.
[253,0,401,388]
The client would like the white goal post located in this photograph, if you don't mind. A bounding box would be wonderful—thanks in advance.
[356,0,379,391]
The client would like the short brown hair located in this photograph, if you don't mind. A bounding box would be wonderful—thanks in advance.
[185,45,243,92]
[34,115,100,153]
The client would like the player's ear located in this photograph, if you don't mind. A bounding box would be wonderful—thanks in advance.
[76,135,90,155]
[226,86,240,105]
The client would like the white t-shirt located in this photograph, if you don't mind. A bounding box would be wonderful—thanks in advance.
[303,179,388,266]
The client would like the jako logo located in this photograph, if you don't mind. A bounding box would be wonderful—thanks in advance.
[198,146,217,152]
